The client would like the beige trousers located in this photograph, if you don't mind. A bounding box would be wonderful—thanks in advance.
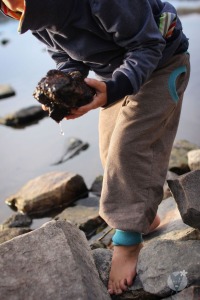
[99,53,190,234]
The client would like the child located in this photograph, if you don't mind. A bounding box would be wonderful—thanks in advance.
[1,0,190,295]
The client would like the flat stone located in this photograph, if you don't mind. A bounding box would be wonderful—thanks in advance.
[5,171,88,217]
[0,84,15,100]
[54,197,106,239]
[167,170,200,229]
[0,220,111,300]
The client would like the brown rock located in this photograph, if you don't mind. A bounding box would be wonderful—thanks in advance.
[5,171,88,216]
[55,197,106,239]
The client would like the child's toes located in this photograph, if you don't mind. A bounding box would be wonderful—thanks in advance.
[126,275,133,287]
[108,280,114,294]
[119,278,128,291]
[115,282,123,294]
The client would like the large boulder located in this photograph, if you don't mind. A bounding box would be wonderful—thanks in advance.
[5,171,88,217]
[0,220,111,300]
[167,170,200,229]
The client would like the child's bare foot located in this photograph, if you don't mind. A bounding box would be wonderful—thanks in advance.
[108,243,143,295]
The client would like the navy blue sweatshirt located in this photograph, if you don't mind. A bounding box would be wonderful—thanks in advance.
[1,0,189,106]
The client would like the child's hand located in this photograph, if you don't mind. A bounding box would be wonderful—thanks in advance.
[65,78,107,120]
[2,0,25,12]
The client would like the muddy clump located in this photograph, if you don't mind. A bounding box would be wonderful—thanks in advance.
[33,70,95,123]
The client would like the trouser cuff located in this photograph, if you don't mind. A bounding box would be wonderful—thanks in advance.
[112,229,143,246]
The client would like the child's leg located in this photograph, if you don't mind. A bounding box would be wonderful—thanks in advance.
[99,53,190,294]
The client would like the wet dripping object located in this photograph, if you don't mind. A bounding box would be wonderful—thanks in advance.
[33,70,95,123]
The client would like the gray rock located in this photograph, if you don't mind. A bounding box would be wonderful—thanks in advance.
[5,171,88,217]
[0,227,31,244]
[54,197,99,225]
[1,213,32,229]
[54,196,106,239]
[0,220,111,300]
[167,170,200,229]
[137,239,200,298]
[0,84,15,100]
[163,171,178,200]
[188,149,200,171]
[163,286,200,300]
[0,105,48,128]
[169,140,199,174]
[92,248,112,287]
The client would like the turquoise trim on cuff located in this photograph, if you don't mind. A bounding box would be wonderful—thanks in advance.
[112,229,143,246]
[168,65,187,103]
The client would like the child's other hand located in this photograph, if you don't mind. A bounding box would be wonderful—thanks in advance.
[65,78,107,120]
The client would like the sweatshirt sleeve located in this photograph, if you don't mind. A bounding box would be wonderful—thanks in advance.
[31,31,90,77]
[91,0,166,106]
[47,47,90,77]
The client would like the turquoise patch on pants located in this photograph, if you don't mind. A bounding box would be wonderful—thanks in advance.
[168,65,187,103]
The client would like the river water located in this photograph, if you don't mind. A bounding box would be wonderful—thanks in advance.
[0,1,200,224]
